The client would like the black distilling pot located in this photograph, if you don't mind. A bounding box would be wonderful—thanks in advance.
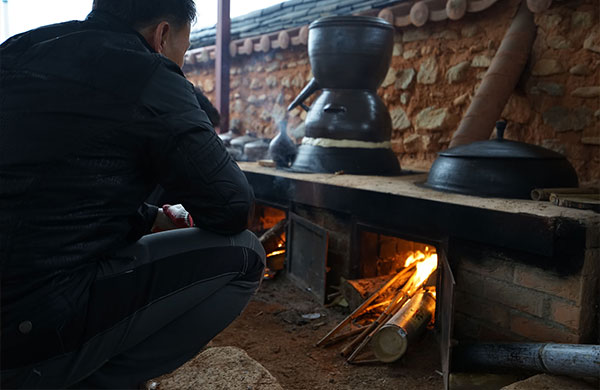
[425,122,579,199]
[308,16,394,89]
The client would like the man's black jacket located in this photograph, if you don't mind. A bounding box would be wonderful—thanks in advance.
[0,11,253,368]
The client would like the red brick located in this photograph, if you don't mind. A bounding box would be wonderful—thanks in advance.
[458,255,514,283]
[483,279,545,317]
[510,313,581,343]
[454,269,486,296]
[453,312,482,341]
[455,291,510,328]
[513,265,582,302]
[549,298,582,331]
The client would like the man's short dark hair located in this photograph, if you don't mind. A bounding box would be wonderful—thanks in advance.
[93,0,196,29]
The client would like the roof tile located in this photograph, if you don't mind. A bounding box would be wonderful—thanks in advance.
[190,0,404,49]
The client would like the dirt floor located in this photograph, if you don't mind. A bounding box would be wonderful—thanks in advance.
[205,274,443,390]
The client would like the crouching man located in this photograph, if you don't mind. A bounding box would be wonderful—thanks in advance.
[0,0,265,388]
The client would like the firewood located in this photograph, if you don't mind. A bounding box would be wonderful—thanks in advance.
[259,219,287,254]
[530,187,598,201]
[551,194,600,213]
[320,326,365,347]
[316,263,417,347]
[340,275,397,311]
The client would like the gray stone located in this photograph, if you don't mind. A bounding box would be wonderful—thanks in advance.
[401,92,411,105]
[583,28,600,53]
[543,106,593,132]
[260,110,271,121]
[532,59,564,76]
[230,79,241,90]
[461,25,479,38]
[446,61,471,84]
[291,74,304,88]
[393,43,403,56]
[390,107,411,130]
[403,29,430,42]
[571,86,600,98]
[382,68,397,88]
[571,11,593,29]
[395,68,416,90]
[203,79,215,93]
[265,61,280,72]
[233,100,244,113]
[266,75,277,88]
[154,346,283,390]
[536,82,565,96]
[421,46,433,56]
[569,64,591,76]
[255,66,264,73]
[281,77,291,88]
[471,55,492,68]
[249,78,262,90]
[434,30,459,40]
[417,57,438,85]
[257,94,267,102]
[541,139,566,155]
[537,14,562,30]
[247,95,258,104]
[415,107,449,131]
[285,61,297,69]
[403,49,418,60]
[403,133,422,153]
[546,35,572,49]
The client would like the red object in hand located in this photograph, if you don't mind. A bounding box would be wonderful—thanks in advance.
[162,204,194,228]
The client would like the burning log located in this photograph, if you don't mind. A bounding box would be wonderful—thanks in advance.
[316,264,417,347]
[259,219,287,255]
[371,290,436,362]
[345,254,438,361]
[340,274,408,311]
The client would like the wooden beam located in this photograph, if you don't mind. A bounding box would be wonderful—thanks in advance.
[215,0,230,133]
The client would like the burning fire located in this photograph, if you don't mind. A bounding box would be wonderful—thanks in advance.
[267,250,286,258]
[404,250,438,295]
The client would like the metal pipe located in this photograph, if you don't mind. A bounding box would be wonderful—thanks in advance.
[453,343,600,378]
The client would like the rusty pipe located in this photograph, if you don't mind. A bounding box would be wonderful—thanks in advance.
[449,0,536,148]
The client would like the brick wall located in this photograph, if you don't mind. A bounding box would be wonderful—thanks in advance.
[184,0,599,184]
[452,239,599,343]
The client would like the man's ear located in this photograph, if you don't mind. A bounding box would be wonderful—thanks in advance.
[144,21,171,53]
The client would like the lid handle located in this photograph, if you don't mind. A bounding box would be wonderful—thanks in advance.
[496,120,506,140]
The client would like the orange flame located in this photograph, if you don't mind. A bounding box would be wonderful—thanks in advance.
[267,250,286,258]
[408,253,437,294]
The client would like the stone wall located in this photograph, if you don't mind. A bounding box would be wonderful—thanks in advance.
[184,0,599,184]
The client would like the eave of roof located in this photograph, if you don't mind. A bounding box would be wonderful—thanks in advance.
[190,0,405,49]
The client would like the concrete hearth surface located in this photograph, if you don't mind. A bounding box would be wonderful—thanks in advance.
[500,374,597,390]
[151,346,283,390]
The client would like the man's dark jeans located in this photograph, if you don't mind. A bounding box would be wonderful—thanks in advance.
[1,228,265,389]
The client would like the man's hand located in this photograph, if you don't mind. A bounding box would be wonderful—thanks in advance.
[151,204,194,233]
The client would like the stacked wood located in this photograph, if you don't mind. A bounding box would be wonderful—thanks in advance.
[530,187,600,213]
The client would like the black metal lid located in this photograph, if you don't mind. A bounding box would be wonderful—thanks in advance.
[310,15,393,30]
[441,121,567,160]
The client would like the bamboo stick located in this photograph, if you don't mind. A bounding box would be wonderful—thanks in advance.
[316,264,416,347]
